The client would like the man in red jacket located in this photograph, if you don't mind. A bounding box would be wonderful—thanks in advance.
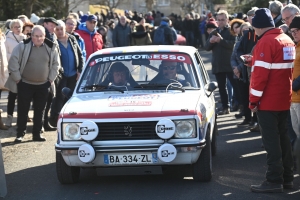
[245,8,295,193]
[75,15,103,60]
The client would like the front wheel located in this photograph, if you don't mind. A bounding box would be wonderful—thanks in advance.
[192,129,212,181]
[56,153,80,184]
[211,122,218,156]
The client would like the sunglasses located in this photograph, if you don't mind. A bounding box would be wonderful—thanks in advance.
[163,66,176,70]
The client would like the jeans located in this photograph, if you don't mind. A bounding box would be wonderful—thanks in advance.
[227,78,233,107]
[238,80,251,121]
[50,74,77,117]
[185,31,194,46]
[16,81,50,137]
[214,72,239,109]
[201,34,206,48]
[257,110,294,183]
[290,103,300,145]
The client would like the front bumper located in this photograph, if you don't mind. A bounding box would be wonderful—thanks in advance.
[56,140,206,167]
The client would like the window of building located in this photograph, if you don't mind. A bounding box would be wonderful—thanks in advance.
[157,0,170,6]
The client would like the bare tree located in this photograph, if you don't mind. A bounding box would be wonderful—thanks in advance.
[68,0,90,13]
[175,0,200,13]
[94,0,122,12]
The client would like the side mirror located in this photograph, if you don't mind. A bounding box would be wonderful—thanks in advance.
[205,82,218,97]
[62,87,73,100]
[207,82,218,92]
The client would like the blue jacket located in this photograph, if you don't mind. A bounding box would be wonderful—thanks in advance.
[230,36,246,81]
[199,20,206,34]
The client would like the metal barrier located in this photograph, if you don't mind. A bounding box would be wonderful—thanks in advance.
[0,142,7,197]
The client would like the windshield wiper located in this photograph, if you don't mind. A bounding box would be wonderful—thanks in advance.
[82,84,124,93]
[135,83,185,92]
[135,83,169,88]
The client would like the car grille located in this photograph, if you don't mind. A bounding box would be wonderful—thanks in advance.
[95,121,161,140]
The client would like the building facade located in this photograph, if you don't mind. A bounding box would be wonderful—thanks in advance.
[72,0,210,17]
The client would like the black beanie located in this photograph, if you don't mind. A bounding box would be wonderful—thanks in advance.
[252,8,275,28]
[289,15,300,29]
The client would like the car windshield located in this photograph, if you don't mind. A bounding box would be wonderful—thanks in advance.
[78,52,200,93]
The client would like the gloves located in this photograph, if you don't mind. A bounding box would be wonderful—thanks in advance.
[292,76,300,92]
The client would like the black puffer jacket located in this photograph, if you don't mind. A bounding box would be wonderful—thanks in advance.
[204,26,236,74]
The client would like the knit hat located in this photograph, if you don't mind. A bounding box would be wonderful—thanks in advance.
[80,14,88,23]
[206,18,218,28]
[289,15,300,29]
[252,8,275,28]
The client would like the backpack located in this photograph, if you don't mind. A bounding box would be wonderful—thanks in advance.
[153,26,165,45]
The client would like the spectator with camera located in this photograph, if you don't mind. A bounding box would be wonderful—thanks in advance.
[205,10,238,115]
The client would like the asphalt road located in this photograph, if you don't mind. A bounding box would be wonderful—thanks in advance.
[1,50,300,200]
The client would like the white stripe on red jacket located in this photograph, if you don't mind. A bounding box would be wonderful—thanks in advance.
[249,28,295,111]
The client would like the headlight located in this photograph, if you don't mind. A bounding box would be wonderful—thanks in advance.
[174,120,196,138]
[62,123,81,140]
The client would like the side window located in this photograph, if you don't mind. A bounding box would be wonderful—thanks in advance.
[196,52,210,83]
[194,52,207,85]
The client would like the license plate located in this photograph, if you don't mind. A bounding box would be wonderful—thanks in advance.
[104,153,157,165]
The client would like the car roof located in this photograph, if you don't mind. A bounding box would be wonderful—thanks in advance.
[89,45,197,58]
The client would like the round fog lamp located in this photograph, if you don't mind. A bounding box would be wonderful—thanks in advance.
[65,123,80,140]
[176,121,193,138]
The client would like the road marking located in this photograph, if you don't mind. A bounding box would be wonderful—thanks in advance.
[288,189,300,195]
[223,193,232,196]
[226,136,261,143]
[222,130,251,136]
[240,151,266,158]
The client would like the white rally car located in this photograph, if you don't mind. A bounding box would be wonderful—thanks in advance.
[55,45,218,184]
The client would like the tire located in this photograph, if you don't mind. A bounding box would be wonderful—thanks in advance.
[56,152,80,184]
[192,128,212,182]
[211,122,218,156]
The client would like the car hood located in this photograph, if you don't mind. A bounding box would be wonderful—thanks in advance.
[62,92,200,119]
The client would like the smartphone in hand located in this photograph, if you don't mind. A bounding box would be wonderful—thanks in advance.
[240,55,248,64]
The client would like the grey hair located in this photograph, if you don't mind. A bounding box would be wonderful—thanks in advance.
[9,19,23,29]
[279,24,289,33]
[281,3,300,15]
[247,7,259,16]
[31,25,45,35]
[69,12,79,20]
[269,0,283,15]
[56,20,65,27]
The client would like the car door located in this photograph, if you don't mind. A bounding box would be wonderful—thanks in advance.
[193,51,216,139]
